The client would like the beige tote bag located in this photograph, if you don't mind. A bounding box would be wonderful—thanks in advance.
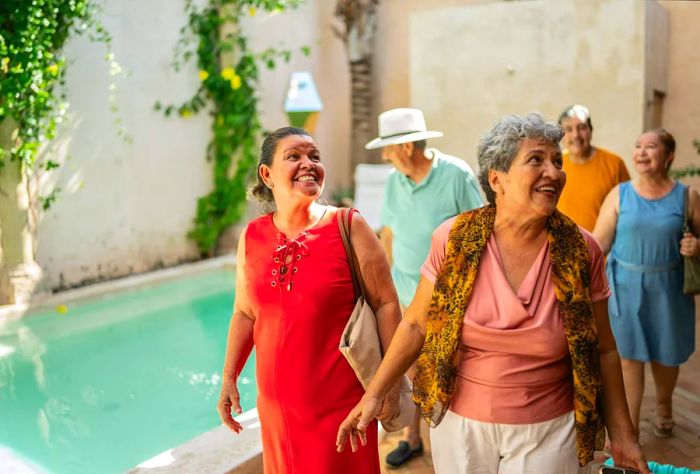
[336,208,416,432]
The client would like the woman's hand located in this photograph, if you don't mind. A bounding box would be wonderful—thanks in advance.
[680,232,699,258]
[336,394,382,453]
[217,378,243,433]
[609,435,651,474]
[375,383,400,422]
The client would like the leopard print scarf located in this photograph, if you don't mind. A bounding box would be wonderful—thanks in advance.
[413,205,604,466]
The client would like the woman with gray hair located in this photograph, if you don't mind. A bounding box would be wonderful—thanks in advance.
[337,113,648,473]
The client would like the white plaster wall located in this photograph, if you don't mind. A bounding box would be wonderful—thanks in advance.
[36,0,212,290]
[409,0,646,175]
[35,1,349,291]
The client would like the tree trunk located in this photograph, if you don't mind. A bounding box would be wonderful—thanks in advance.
[349,57,375,171]
[335,0,381,177]
[0,119,43,304]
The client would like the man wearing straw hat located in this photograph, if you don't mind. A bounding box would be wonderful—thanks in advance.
[366,107,483,468]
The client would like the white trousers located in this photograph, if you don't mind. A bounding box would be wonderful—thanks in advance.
[429,410,592,474]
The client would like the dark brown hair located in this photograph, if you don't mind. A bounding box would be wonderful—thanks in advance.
[249,127,311,210]
[647,128,676,155]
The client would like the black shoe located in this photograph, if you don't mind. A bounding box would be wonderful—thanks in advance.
[385,439,424,468]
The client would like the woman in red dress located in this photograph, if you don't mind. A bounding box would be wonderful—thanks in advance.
[217,127,401,473]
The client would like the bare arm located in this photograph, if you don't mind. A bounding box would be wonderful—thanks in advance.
[217,227,256,433]
[593,185,620,255]
[594,300,650,473]
[365,276,432,398]
[336,276,433,452]
[378,226,393,267]
[351,213,400,354]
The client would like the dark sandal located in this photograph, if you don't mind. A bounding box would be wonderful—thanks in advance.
[653,418,675,438]
[385,440,424,468]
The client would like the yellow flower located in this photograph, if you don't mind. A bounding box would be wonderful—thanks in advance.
[220,67,236,81]
[55,304,69,315]
[230,74,242,90]
[198,69,209,82]
[180,108,192,118]
[248,6,257,16]
[47,64,59,76]
[1,57,9,73]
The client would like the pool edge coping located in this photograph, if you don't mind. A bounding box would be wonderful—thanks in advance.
[0,255,236,323]
[128,408,262,474]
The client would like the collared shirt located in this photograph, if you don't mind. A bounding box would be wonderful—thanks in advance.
[381,148,483,306]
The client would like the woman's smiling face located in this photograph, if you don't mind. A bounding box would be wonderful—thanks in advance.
[260,134,325,204]
[492,138,566,217]
[633,131,673,176]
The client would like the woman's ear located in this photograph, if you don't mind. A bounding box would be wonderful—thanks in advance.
[665,152,675,171]
[488,169,503,196]
[259,164,273,188]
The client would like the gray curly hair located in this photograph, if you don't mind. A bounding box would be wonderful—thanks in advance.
[477,113,563,206]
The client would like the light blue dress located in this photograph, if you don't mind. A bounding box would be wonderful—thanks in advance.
[607,181,695,366]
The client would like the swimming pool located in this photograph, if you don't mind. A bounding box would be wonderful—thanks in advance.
[0,265,256,474]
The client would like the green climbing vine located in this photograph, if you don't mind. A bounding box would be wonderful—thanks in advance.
[0,0,115,208]
[669,139,700,180]
[157,0,305,256]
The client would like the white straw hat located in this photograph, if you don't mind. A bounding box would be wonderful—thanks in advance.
[365,108,443,150]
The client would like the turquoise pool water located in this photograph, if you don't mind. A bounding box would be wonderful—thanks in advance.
[0,268,256,474]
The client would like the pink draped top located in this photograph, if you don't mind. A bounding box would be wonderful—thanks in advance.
[421,217,610,424]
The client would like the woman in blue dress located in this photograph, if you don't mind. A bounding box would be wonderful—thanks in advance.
[594,128,699,439]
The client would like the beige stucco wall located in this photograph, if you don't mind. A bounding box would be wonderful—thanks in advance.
[373,0,488,117]
[409,0,646,175]
[375,0,699,185]
[34,0,350,291]
[644,0,669,131]
[658,0,700,189]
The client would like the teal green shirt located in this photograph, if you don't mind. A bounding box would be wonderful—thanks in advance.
[381,149,483,307]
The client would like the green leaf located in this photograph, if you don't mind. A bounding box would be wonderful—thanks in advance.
[155,0,303,254]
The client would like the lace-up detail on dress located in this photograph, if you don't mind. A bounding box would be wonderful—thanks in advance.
[271,232,310,291]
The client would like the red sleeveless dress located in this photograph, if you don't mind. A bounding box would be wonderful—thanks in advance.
[245,210,379,474]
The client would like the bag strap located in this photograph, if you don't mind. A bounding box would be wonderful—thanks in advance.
[683,185,691,234]
[336,208,367,301]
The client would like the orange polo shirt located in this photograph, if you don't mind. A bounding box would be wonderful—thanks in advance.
[557,147,630,232]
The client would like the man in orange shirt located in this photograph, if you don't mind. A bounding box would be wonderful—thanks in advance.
[557,105,630,231]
